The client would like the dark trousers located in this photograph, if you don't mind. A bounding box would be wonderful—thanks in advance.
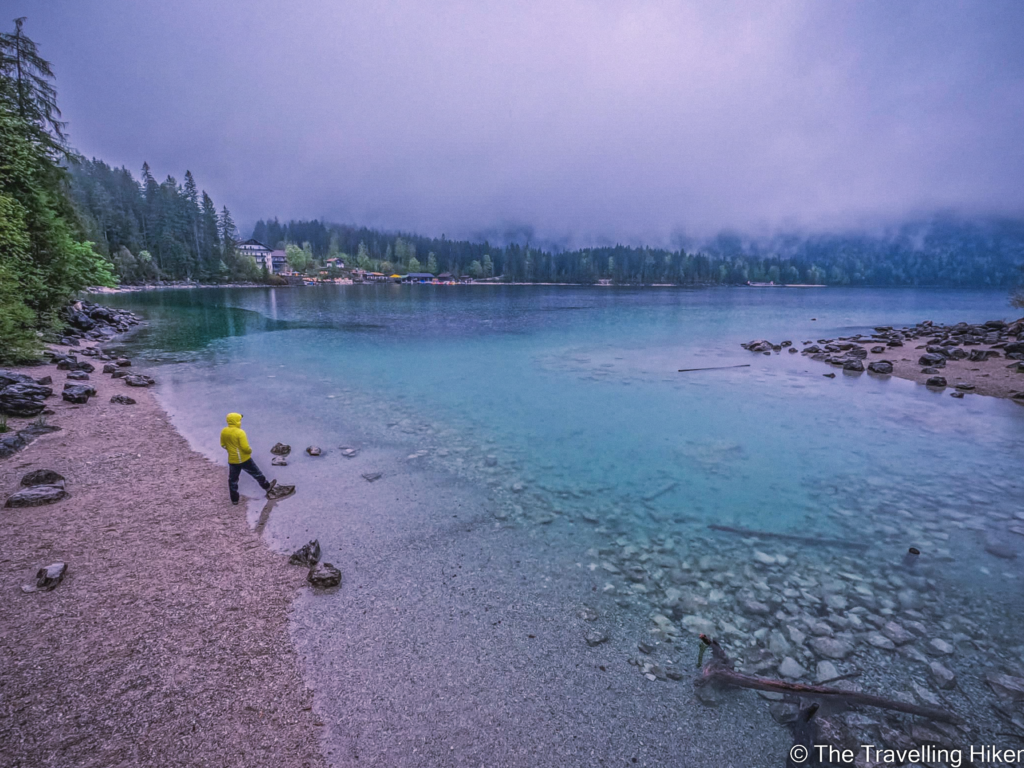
[229,458,270,503]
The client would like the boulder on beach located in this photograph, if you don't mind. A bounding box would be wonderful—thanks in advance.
[24,562,68,593]
[842,359,864,372]
[918,353,946,367]
[62,384,96,404]
[307,561,342,589]
[0,383,52,417]
[124,374,155,387]
[306,445,322,456]
[66,370,90,381]
[925,376,947,388]
[0,370,36,389]
[110,394,136,405]
[102,363,117,374]
[270,442,291,456]
[20,469,64,487]
[5,484,69,508]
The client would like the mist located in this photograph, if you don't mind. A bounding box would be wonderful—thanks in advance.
[14,0,1024,246]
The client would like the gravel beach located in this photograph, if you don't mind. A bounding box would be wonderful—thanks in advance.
[0,351,326,768]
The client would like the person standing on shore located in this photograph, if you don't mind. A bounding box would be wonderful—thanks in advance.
[220,412,276,505]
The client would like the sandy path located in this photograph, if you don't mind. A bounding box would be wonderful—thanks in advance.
[0,353,326,768]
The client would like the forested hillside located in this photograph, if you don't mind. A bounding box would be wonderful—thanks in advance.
[68,158,259,283]
[0,19,115,361]
[249,216,1024,287]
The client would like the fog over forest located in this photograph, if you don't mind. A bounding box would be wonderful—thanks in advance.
[17,0,1024,248]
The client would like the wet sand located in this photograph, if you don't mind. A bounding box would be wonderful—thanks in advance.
[0,351,326,768]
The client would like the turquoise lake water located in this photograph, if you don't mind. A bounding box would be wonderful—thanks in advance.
[105,285,1024,765]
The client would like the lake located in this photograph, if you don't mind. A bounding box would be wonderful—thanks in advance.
[106,285,1024,767]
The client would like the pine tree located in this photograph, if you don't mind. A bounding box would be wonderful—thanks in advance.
[199,192,220,278]
[0,17,67,159]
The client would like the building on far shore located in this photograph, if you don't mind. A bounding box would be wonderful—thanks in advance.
[237,239,274,273]
[271,249,288,274]
[401,272,436,284]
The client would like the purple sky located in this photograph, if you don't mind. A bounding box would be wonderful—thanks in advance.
[10,0,1024,244]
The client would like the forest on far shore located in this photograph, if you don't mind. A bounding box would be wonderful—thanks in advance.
[70,156,1024,289]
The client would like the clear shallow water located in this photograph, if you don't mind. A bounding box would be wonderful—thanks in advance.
[106,286,1024,764]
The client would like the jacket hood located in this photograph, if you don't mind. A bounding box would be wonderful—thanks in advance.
[226,413,242,427]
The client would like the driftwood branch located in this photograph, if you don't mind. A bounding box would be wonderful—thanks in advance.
[696,635,961,725]
[707,524,870,552]
[677,364,751,372]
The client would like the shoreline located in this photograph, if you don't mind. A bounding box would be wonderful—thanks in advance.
[0,346,326,767]
[744,317,1024,401]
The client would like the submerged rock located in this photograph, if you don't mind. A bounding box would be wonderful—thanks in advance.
[778,657,807,679]
[289,539,321,567]
[361,472,382,482]
[810,636,854,660]
[929,661,956,690]
[307,561,341,589]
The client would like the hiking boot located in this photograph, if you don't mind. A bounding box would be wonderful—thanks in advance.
[265,479,277,499]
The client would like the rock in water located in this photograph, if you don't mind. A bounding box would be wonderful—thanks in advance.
[306,445,322,456]
[307,562,341,588]
[5,484,69,508]
[868,361,893,374]
[361,472,382,482]
[270,442,291,456]
[925,376,947,388]
[110,394,136,405]
[290,539,321,567]
[20,469,64,487]
[267,483,295,501]
[27,562,67,592]
[340,447,359,458]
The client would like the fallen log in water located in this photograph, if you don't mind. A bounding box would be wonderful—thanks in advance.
[696,635,961,724]
[677,364,751,372]
[707,524,870,551]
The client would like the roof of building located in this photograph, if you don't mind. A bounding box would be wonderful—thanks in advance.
[238,239,270,250]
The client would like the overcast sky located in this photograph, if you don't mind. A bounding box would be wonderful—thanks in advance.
[8,0,1024,245]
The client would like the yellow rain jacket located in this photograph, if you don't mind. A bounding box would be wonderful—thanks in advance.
[220,412,253,464]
